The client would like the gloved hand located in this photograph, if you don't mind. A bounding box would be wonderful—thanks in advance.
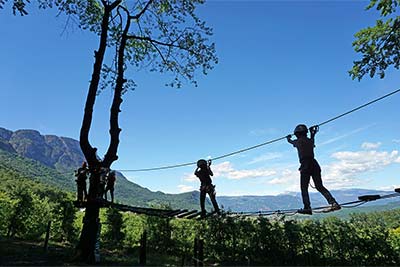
[309,125,319,134]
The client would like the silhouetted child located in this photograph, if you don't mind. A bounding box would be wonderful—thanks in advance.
[98,167,108,199]
[75,162,88,202]
[105,170,116,202]
[287,124,340,215]
[195,159,220,216]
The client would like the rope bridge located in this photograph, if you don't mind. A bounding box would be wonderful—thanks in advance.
[74,189,400,219]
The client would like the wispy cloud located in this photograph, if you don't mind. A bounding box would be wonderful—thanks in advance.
[183,142,400,194]
[378,185,400,191]
[177,184,195,193]
[319,124,376,146]
[266,145,400,190]
[213,161,277,180]
[393,139,400,144]
[247,152,283,165]
[361,142,382,150]
[183,161,277,182]
[183,173,197,182]
[249,128,279,137]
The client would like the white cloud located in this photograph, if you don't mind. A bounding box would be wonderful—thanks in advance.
[393,139,400,144]
[182,146,400,194]
[319,125,375,146]
[247,152,283,165]
[265,148,400,191]
[361,142,381,150]
[177,184,195,193]
[267,169,297,185]
[322,150,400,188]
[183,173,197,182]
[213,161,277,180]
[378,185,400,191]
[249,128,279,137]
[183,161,277,182]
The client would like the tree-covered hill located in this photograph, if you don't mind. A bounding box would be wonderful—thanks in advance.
[0,127,203,209]
[1,126,399,212]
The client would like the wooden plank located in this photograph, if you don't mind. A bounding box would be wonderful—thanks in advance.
[176,210,199,218]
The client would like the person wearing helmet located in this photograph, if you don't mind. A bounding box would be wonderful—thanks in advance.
[195,159,220,217]
[287,124,340,215]
[75,161,88,202]
[104,170,116,202]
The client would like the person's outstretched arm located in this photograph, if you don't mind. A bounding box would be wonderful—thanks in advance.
[287,134,295,146]
[309,125,319,145]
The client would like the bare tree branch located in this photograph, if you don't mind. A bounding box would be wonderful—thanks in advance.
[126,34,200,57]
[130,0,154,20]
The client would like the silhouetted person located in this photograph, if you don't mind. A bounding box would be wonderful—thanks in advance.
[195,159,220,217]
[75,162,88,202]
[98,167,108,199]
[104,170,116,202]
[287,124,340,215]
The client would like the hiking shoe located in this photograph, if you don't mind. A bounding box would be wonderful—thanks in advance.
[322,203,341,213]
[330,202,341,211]
[297,208,312,215]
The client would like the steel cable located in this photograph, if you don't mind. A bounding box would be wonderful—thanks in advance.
[119,88,400,172]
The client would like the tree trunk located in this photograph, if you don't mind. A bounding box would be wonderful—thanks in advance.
[76,1,121,263]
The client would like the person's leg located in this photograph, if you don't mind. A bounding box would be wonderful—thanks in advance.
[200,190,206,214]
[110,188,114,203]
[311,161,337,205]
[104,188,108,201]
[208,187,220,213]
[312,173,336,204]
[78,185,83,202]
[83,184,88,200]
[300,172,311,209]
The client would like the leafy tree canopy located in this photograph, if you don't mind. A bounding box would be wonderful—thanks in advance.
[350,0,400,80]
[1,0,217,89]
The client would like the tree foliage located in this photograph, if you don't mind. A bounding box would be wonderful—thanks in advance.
[350,0,400,80]
[103,207,124,246]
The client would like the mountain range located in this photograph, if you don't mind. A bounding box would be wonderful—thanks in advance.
[0,126,399,213]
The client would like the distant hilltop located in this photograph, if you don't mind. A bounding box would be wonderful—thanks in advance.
[0,127,84,172]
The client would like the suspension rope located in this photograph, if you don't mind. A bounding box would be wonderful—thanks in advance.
[316,88,400,127]
[118,88,400,172]
[227,191,400,217]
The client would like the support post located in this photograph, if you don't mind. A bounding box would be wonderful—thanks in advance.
[193,237,198,267]
[139,230,147,265]
[198,238,204,267]
[43,221,51,252]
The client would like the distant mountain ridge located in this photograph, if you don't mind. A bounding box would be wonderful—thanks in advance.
[0,127,84,172]
[0,126,399,213]
[0,127,202,209]
[218,188,397,212]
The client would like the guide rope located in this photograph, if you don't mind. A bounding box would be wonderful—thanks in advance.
[74,191,400,219]
[226,191,400,217]
[118,88,400,172]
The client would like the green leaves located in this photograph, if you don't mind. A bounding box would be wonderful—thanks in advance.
[351,0,400,80]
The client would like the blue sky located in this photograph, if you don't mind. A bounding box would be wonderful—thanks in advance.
[1,0,400,196]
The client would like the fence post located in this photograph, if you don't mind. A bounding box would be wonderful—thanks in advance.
[139,230,147,265]
[193,237,198,267]
[43,221,51,252]
[198,238,204,267]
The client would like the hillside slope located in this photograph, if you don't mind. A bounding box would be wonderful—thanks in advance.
[0,127,203,209]
[1,127,399,212]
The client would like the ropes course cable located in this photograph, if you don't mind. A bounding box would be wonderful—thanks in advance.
[316,88,400,127]
[119,88,400,172]
[225,192,400,217]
